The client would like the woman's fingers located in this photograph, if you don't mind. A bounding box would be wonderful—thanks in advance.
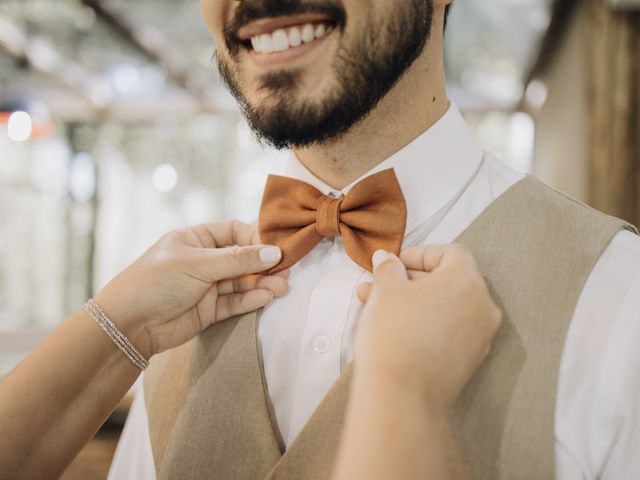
[198,245,283,281]
[215,290,275,322]
[400,244,475,273]
[186,220,258,248]
[152,288,271,350]
[217,274,289,297]
[400,245,448,272]
[408,270,428,281]
[357,270,426,303]
[371,250,408,285]
[274,268,291,279]
[356,283,372,303]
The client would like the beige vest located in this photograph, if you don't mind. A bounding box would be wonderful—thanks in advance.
[144,177,636,479]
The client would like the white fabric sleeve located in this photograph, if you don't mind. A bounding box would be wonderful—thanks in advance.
[555,229,640,479]
[107,378,157,480]
[598,270,640,479]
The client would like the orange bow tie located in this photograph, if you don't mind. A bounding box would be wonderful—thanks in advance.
[259,168,407,273]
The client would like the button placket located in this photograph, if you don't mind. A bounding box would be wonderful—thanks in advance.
[287,243,353,444]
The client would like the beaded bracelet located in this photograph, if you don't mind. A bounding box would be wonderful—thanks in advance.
[83,298,149,370]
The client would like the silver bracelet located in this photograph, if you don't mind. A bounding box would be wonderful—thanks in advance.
[83,298,149,370]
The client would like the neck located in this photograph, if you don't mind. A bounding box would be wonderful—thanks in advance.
[294,42,449,190]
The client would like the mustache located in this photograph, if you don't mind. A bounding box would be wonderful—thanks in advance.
[224,0,347,53]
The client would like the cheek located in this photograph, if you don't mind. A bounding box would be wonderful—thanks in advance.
[345,0,374,26]
[339,2,377,48]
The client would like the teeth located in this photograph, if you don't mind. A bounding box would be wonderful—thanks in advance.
[314,23,326,39]
[251,37,260,52]
[259,33,273,53]
[272,29,289,52]
[249,22,332,54]
[289,27,302,47]
[301,24,315,43]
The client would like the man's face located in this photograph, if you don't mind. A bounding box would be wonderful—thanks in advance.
[201,0,434,149]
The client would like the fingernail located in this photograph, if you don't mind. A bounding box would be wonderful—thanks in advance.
[372,250,393,270]
[259,246,282,264]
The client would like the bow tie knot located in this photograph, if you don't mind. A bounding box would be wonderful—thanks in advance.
[259,168,407,273]
[316,196,343,237]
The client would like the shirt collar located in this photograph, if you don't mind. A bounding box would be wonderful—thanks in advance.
[283,102,483,235]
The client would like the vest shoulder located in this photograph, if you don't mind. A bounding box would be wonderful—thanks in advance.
[456,174,637,268]
[497,175,637,234]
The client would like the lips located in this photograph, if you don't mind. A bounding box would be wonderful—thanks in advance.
[236,16,337,55]
[250,21,334,54]
[237,14,335,40]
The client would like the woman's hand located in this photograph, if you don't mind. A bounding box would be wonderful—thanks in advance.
[0,220,288,480]
[333,245,500,480]
[355,245,502,414]
[95,220,288,358]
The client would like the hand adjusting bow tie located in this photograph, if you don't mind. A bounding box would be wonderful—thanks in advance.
[259,168,407,273]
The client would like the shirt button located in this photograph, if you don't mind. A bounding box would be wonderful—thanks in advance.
[312,335,331,354]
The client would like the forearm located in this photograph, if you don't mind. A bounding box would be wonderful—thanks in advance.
[332,368,471,480]
[0,308,141,479]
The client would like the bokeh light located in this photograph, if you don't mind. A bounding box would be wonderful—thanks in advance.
[152,163,178,193]
[7,111,32,142]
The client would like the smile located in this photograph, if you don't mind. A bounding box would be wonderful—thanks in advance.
[249,21,334,54]
[237,16,337,58]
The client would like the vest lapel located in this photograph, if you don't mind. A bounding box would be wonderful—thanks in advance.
[152,312,282,480]
[451,176,635,478]
[264,365,354,480]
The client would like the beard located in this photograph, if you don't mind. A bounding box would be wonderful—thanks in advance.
[217,0,434,150]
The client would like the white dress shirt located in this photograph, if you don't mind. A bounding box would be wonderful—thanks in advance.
[108,104,640,480]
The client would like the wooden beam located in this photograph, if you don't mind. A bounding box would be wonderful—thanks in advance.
[586,1,640,225]
[526,0,581,84]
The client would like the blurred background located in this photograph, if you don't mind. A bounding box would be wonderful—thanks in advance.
[0,0,638,477]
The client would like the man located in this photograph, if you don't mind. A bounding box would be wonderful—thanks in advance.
[109,1,640,478]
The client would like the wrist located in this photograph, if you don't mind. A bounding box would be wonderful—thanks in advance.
[354,362,451,418]
[353,366,451,431]
[92,289,154,361]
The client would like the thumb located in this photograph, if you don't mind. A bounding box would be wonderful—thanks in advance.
[198,245,282,281]
[371,250,408,285]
